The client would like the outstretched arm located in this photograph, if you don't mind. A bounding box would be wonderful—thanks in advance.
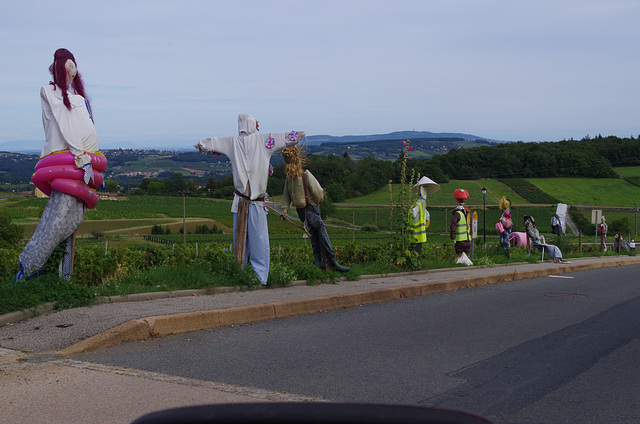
[264,131,306,152]
[195,136,235,157]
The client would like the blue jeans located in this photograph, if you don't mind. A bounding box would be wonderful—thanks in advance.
[297,205,335,267]
[233,203,270,284]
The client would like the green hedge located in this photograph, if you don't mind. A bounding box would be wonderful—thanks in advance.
[499,178,559,204]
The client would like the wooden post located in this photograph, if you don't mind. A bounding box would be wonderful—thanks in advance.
[444,207,447,234]
[578,229,582,253]
[182,192,187,244]
[235,182,250,266]
[69,231,76,275]
[322,251,329,271]
[352,208,355,242]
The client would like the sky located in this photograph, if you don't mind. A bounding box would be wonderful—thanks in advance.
[1,0,639,152]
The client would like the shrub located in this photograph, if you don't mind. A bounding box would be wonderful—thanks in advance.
[0,212,24,248]
[361,224,379,232]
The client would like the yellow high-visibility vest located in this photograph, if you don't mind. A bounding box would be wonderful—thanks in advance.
[455,210,471,242]
[408,201,427,243]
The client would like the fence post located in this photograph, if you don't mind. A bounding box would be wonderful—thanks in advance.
[352,208,355,242]
[578,229,582,253]
[104,240,108,255]
[444,207,448,235]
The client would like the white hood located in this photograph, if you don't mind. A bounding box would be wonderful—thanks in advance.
[238,114,257,135]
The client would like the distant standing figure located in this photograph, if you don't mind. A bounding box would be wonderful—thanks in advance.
[450,189,472,259]
[598,215,608,252]
[280,145,349,272]
[498,196,512,250]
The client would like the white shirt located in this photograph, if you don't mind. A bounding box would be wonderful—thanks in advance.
[198,131,298,213]
[40,84,99,167]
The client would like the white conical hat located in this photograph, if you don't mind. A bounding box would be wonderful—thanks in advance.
[414,176,441,194]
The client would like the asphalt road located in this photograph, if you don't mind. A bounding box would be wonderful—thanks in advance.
[76,265,640,424]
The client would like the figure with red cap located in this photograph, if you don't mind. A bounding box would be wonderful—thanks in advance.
[450,189,472,263]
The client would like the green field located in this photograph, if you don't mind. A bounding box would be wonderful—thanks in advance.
[342,179,529,207]
[3,169,640,246]
[527,178,640,207]
[613,166,640,178]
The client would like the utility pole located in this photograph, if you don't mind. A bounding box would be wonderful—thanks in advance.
[481,187,487,247]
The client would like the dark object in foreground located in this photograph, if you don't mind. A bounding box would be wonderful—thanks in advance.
[131,402,492,424]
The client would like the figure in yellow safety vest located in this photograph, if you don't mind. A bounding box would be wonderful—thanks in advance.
[408,176,440,258]
[449,189,472,262]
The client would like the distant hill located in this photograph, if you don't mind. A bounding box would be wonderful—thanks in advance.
[306,130,494,145]
[0,130,496,153]
[302,136,497,161]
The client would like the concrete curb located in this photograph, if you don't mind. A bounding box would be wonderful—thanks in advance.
[0,303,55,327]
[57,256,640,356]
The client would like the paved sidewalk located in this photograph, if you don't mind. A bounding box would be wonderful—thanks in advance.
[1,255,638,424]
[1,255,638,355]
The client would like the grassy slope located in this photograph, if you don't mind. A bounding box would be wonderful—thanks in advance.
[527,178,640,207]
[4,168,640,243]
[613,166,640,178]
[342,179,529,207]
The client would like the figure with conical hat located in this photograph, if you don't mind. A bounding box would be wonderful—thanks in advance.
[408,176,440,259]
[280,145,349,272]
[450,189,472,261]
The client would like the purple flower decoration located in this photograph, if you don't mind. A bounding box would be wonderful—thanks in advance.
[265,133,275,149]
[288,131,299,143]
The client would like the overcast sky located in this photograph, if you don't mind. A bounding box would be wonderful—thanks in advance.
[1,0,638,151]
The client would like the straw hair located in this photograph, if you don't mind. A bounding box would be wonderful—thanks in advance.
[281,145,306,179]
[499,196,511,211]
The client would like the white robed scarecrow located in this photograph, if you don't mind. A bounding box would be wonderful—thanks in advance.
[195,114,305,285]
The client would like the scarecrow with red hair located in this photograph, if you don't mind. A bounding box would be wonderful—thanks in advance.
[15,48,105,282]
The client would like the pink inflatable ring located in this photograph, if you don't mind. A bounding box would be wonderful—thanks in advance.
[32,151,107,209]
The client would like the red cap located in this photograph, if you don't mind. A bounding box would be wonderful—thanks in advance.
[454,189,469,200]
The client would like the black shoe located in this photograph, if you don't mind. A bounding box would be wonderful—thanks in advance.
[329,257,349,273]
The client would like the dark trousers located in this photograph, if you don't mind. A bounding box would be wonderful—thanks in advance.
[297,205,335,266]
[454,240,472,255]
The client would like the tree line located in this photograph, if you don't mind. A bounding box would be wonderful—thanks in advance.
[130,135,639,201]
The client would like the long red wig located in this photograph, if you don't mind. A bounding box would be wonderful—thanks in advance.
[49,48,92,118]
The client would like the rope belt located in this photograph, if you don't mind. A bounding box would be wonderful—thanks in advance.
[234,189,265,202]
